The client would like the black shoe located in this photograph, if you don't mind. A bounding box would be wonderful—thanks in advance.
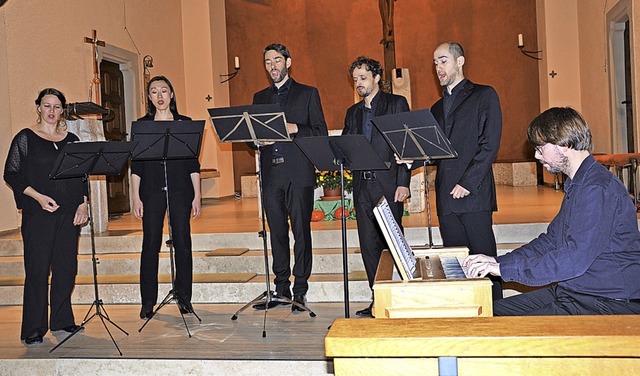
[252,299,291,310]
[178,301,193,314]
[55,324,83,333]
[140,306,154,319]
[355,303,373,317]
[291,294,307,313]
[24,334,43,345]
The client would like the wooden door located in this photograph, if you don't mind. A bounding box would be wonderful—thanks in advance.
[100,60,130,215]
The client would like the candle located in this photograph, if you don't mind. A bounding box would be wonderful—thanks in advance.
[234,56,240,69]
[518,34,524,47]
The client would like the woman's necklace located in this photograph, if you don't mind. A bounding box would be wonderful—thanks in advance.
[53,141,58,150]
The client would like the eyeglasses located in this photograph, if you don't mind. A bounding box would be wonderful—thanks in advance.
[534,144,546,155]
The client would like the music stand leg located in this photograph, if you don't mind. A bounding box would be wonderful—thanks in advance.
[138,161,201,336]
[50,175,128,355]
[230,150,315,332]
[339,164,350,318]
[423,161,434,248]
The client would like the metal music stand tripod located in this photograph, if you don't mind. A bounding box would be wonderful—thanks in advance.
[132,120,205,337]
[208,104,316,335]
[48,140,137,355]
[372,108,457,247]
[295,135,390,318]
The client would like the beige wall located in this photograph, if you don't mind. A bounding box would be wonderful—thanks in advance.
[0,0,188,231]
[0,10,15,232]
[538,0,640,155]
[181,0,235,198]
[537,0,582,112]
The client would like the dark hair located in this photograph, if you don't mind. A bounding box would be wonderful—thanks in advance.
[146,75,178,116]
[263,43,291,60]
[348,56,383,82]
[35,88,66,108]
[527,107,593,152]
[447,42,465,59]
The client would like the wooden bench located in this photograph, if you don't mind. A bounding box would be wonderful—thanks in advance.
[594,153,640,209]
[325,315,640,375]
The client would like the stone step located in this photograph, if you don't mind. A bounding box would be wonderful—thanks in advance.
[0,244,524,306]
[0,244,523,278]
[0,223,546,257]
[0,272,372,305]
[0,359,334,376]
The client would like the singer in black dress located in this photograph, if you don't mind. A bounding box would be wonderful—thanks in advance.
[4,88,88,345]
[131,76,201,319]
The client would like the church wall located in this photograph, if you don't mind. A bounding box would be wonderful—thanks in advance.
[0,0,187,231]
[224,0,540,163]
[181,0,235,198]
[577,0,640,154]
[0,9,16,232]
[536,0,640,155]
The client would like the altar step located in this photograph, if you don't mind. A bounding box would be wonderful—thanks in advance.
[0,358,334,376]
[0,359,334,376]
[0,244,524,306]
[0,223,548,257]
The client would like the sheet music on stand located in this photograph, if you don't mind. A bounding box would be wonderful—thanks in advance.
[371,108,457,161]
[373,196,417,280]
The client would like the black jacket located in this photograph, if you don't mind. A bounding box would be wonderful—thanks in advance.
[431,79,502,215]
[253,78,328,187]
[342,91,412,199]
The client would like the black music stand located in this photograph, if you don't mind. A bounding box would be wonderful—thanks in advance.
[132,120,205,337]
[48,140,136,355]
[295,134,390,318]
[372,108,457,247]
[209,104,316,335]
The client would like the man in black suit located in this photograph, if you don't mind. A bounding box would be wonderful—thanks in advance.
[251,43,328,312]
[431,42,503,299]
[342,56,411,317]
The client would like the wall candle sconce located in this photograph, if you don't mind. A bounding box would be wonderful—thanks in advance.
[517,34,542,60]
[220,56,240,83]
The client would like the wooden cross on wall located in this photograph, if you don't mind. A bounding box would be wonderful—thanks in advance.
[379,0,396,92]
[84,29,105,103]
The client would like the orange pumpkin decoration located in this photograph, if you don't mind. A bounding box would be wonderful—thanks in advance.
[334,207,349,219]
[311,209,325,222]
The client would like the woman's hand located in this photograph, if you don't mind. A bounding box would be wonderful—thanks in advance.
[132,198,144,219]
[192,195,202,218]
[73,202,89,226]
[37,194,59,212]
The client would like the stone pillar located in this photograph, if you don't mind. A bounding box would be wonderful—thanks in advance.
[66,118,109,234]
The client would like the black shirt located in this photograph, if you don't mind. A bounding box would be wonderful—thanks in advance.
[4,128,85,214]
[363,93,379,142]
[130,114,201,199]
[442,78,467,121]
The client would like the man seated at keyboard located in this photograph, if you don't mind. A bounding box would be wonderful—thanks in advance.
[463,107,640,316]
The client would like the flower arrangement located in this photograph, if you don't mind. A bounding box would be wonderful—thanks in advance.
[316,170,353,193]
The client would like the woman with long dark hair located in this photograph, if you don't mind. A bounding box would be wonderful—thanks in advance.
[131,76,201,319]
[4,88,88,345]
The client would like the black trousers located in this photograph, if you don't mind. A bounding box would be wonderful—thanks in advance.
[140,192,193,308]
[438,211,503,299]
[21,209,79,340]
[263,174,314,297]
[354,180,404,289]
[494,284,640,315]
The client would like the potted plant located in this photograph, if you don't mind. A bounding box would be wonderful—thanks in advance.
[316,170,353,199]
